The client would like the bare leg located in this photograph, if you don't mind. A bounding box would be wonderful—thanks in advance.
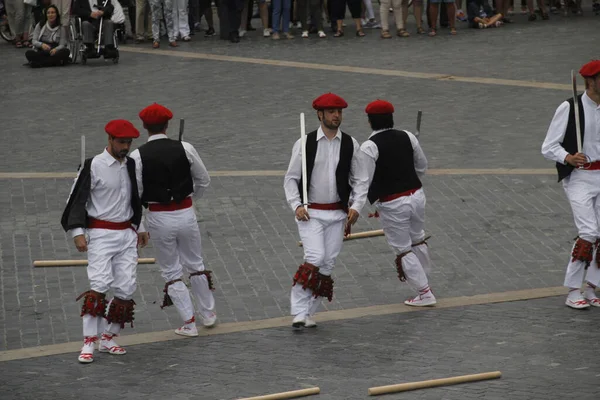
[446,1,456,31]
[428,3,439,32]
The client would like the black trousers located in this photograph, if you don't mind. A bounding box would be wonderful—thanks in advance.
[225,0,244,33]
[329,0,361,21]
[25,48,70,67]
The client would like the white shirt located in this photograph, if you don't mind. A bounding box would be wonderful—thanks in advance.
[67,149,142,238]
[283,126,369,213]
[359,129,428,193]
[541,92,600,164]
[129,134,211,202]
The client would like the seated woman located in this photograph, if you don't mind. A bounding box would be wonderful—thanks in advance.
[25,5,70,67]
[466,0,503,28]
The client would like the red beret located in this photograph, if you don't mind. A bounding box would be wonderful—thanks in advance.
[105,119,140,138]
[580,60,600,78]
[365,100,395,114]
[312,93,348,110]
[139,103,173,125]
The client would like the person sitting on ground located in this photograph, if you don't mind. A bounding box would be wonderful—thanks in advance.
[466,0,503,28]
[25,5,70,68]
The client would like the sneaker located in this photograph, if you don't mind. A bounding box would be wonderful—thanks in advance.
[202,313,217,328]
[318,30,326,38]
[182,36,191,41]
[292,314,306,329]
[99,333,127,355]
[294,21,302,28]
[285,32,295,39]
[175,324,199,337]
[305,317,317,328]
[272,32,280,40]
[566,290,590,309]
[263,28,271,37]
[205,27,216,37]
[78,336,97,363]
[404,292,437,307]
[302,30,309,38]
[238,29,247,37]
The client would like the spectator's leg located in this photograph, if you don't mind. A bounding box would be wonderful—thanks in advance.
[178,0,191,37]
[203,0,215,30]
[348,0,363,32]
[281,0,291,32]
[446,0,456,31]
[309,0,323,31]
[149,0,163,42]
[136,0,148,40]
[363,0,375,20]
[103,20,115,47]
[240,0,249,30]
[414,0,423,30]
[188,0,198,29]
[392,0,404,32]
[379,0,391,34]
[428,1,439,31]
[82,21,96,44]
[297,0,309,31]
[163,0,176,42]
[259,0,269,29]
[272,0,282,32]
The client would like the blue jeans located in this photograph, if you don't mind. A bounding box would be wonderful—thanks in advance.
[271,0,291,33]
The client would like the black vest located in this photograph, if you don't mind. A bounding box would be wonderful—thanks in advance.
[61,156,142,232]
[297,130,354,208]
[367,129,422,204]
[556,95,586,182]
[137,138,194,204]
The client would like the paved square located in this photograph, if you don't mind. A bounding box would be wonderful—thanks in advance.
[0,8,598,398]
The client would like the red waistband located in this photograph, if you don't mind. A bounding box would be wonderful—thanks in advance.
[88,218,132,230]
[148,197,193,212]
[308,202,345,211]
[580,161,600,170]
[379,188,420,203]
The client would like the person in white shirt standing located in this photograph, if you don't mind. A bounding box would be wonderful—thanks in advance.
[130,103,217,337]
[357,100,436,307]
[541,60,600,310]
[284,93,369,330]
[61,119,149,364]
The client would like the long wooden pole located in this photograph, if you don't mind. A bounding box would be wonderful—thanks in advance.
[368,371,502,396]
[298,229,384,247]
[33,258,156,267]
[238,387,320,400]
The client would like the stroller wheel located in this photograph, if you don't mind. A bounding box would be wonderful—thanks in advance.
[112,57,119,64]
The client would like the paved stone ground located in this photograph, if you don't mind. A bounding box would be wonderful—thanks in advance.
[0,7,598,398]
[2,297,600,400]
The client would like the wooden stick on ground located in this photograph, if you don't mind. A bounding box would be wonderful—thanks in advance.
[368,371,502,396]
[33,258,156,267]
[238,386,320,400]
[298,229,384,247]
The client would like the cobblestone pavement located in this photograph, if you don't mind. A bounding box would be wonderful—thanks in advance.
[1,297,600,400]
[0,7,597,399]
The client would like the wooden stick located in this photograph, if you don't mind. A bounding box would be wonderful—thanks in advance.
[238,387,320,400]
[33,258,156,267]
[298,229,384,247]
[368,371,502,396]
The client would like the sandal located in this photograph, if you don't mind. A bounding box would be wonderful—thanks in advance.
[397,29,410,37]
[541,12,549,19]
[428,28,437,36]
[380,30,392,38]
[15,41,23,48]
[528,13,537,20]
[449,27,457,35]
[356,29,365,37]
[416,26,425,34]
[333,30,344,37]
[23,40,31,47]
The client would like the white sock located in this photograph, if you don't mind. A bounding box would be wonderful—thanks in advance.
[584,284,597,299]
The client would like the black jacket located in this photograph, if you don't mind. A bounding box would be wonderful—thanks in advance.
[72,0,114,22]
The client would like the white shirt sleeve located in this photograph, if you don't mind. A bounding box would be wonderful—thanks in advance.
[360,139,379,188]
[283,139,303,212]
[348,137,370,214]
[541,101,570,165]
[405,130,428,177]
[182,142,211,199]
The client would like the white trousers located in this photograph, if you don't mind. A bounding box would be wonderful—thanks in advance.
[172,0,190,37]
[376,189,431,292]
[379,0,404,30]
[83,228,138,337]
[363,0,375,19]
[290,209,346,318]
[146,207,215,322]
[562,170,600,288]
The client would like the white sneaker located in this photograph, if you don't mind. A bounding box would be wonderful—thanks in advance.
[175,324,199,337]
[78,336,97,363]
[566,291,591,309]
[305,317,317,328]
[318,30,326,38]
[302,30,309,38]
[99,333,127,355]
[292,314,306,329]
[202,313,217,328]
[238,29,246,37]
[585,297,600,307]
[404,292,437,307]
[263,28,271,37]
